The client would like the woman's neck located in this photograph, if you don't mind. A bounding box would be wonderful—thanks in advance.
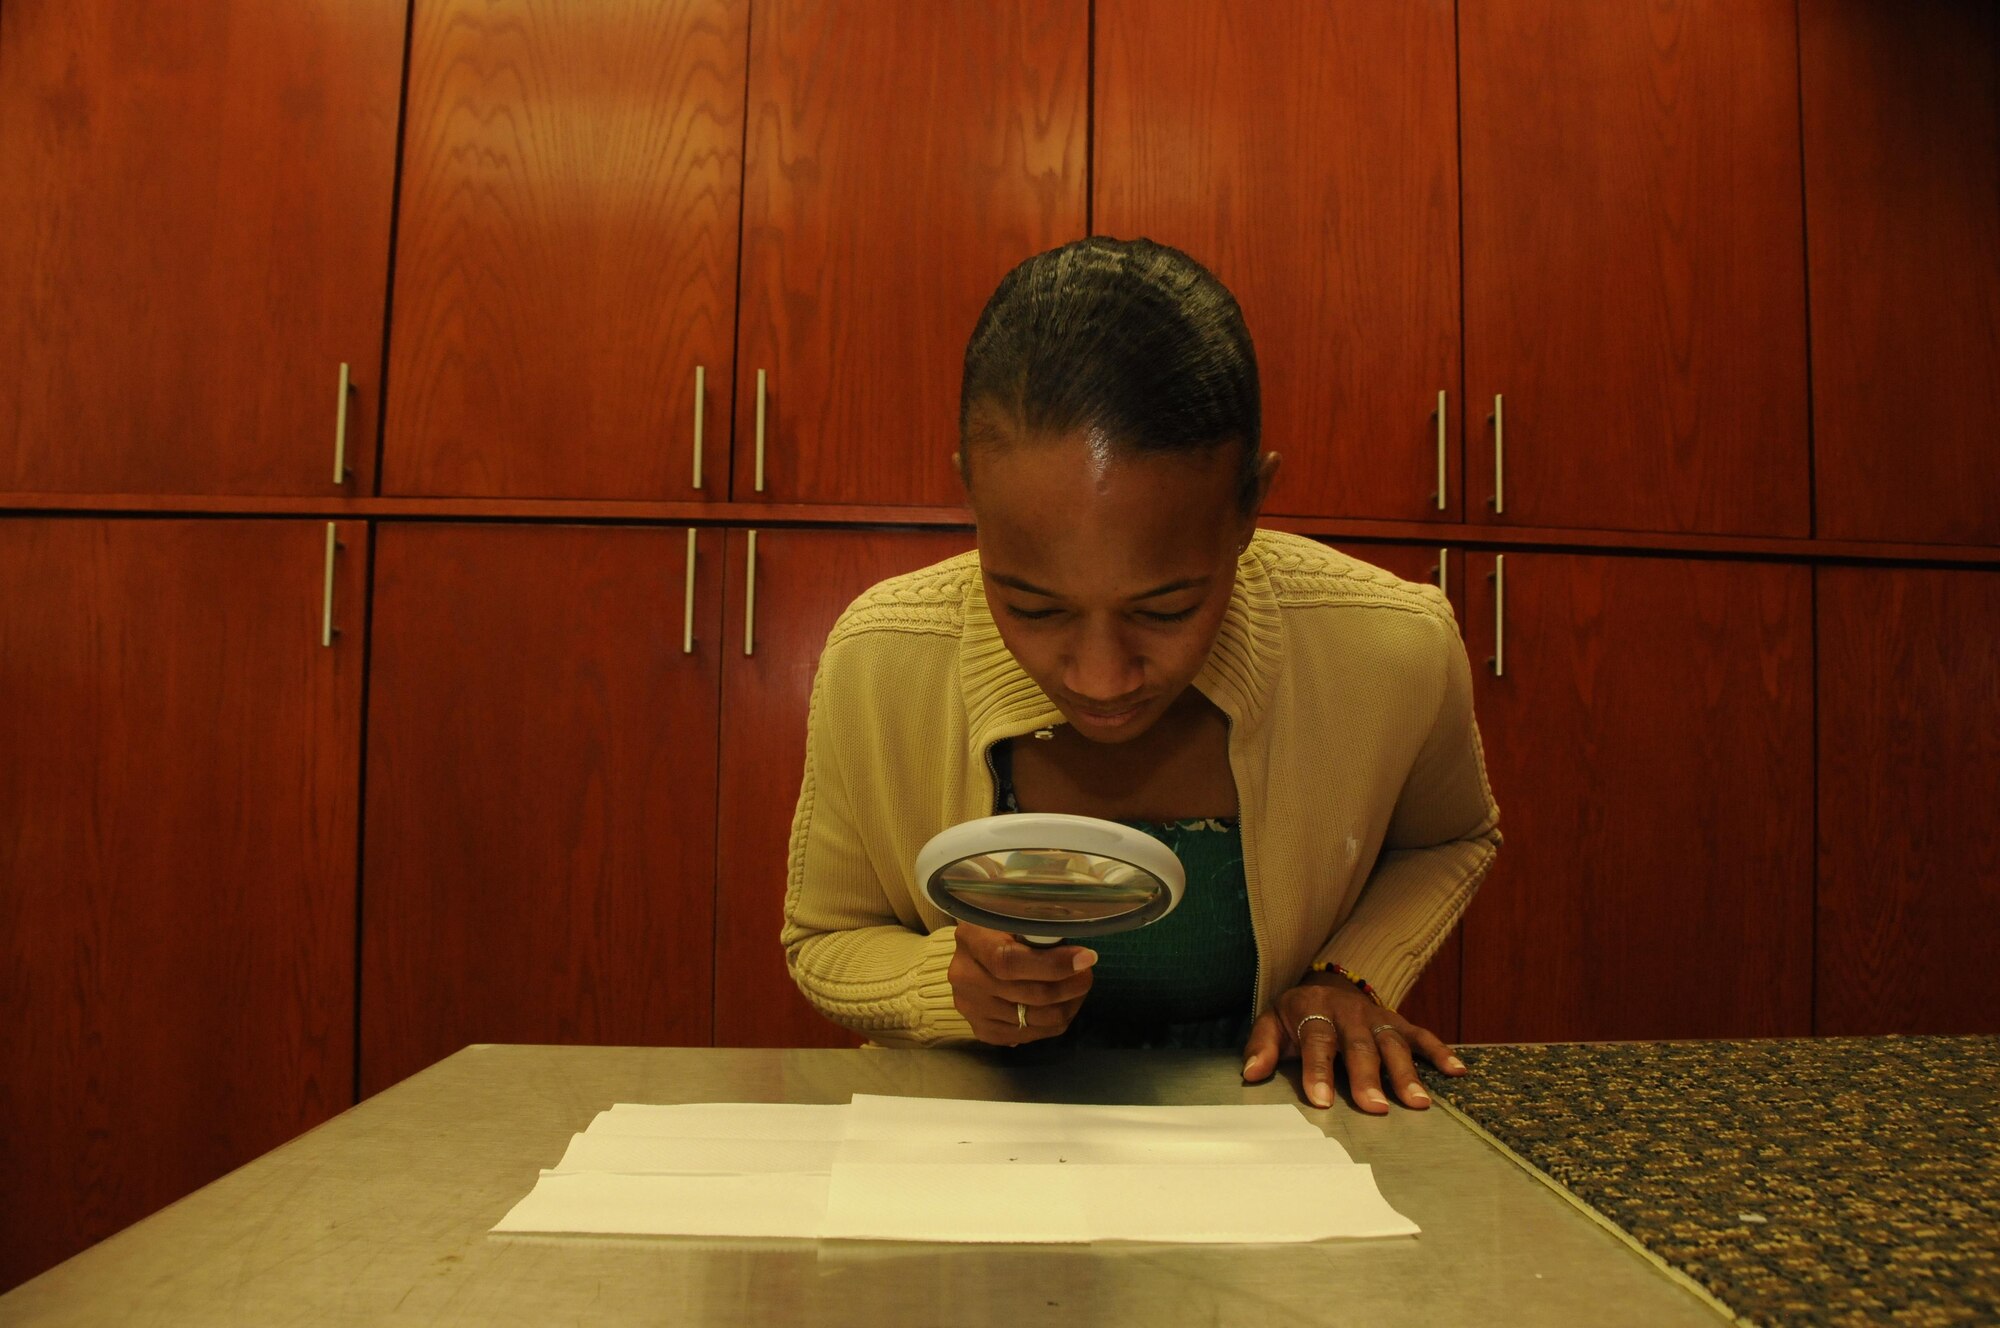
[1005,689,1237,821]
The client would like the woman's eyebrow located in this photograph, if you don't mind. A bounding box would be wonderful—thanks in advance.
[991,573,1059,597]
[990,573,1208,601]
[1130,577,1209,600]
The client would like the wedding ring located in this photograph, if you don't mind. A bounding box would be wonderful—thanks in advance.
[1016,1002,1029,1029]
[1295,1012,1335,1043]
[1370,1022,1402,1038]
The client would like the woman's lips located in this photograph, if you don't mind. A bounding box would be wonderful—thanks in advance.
[1070,700,1149,727]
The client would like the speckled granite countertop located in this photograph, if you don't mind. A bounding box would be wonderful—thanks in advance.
[1421,1036,1999,1327]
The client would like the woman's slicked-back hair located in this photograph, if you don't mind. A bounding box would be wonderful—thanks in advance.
[959,236,1262,511]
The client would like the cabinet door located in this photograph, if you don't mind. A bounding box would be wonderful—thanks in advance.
[734,1,1087,506]
[1098,1,1462,521]
[383,0,747,499]
[1460,1,1809,536]
[715,528,974,1046]
[1327,541,1462,1042]
[1802,1,2000,545]
[361,524,723,1095]
[0,3,404,496]
[1460,553,1813,1042]
[1817,569,2000,1034]
[0,519,364,1291]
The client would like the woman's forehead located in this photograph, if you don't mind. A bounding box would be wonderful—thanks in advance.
[972,436,1238,592]
[968,426,1238,502]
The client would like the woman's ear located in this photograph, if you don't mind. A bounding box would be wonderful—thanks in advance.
[1241,450,1282,543]
[1256,451,1282,504]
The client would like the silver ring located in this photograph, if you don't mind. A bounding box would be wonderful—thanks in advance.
[1370,1022,1402,1038]
[1016,1002,1029,1029]
[1295,1012,1335,1043]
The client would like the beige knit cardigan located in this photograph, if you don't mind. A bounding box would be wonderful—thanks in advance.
[780,529,1502,1046]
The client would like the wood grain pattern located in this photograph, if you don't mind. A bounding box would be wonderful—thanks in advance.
[1460,553,1815,1043]
[734,0,1087,505]
[360,524,724,1095]
[0,518,364,1291]
[1817,568,2000,1034]
[1802,0,2000,545]
[384,0,747,499]
[0,2,404,495]
[1459,0,1810,537]
[1327,541,1463,1041]
[1096,0,1462,522]
[714,528,974,1046]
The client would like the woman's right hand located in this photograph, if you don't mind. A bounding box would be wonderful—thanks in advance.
[949,923,1097,1045]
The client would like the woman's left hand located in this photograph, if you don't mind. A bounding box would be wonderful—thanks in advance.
[1240,973,1466,1113]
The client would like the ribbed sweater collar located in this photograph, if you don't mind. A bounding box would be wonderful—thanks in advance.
[958,540,1284,756]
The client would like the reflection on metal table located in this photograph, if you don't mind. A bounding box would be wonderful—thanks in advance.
[0,1044,1731,1327]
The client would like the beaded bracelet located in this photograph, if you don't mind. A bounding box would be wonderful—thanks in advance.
[1310,960,1383,1006]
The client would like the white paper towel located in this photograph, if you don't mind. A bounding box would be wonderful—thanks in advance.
[491,1096,1415,1244]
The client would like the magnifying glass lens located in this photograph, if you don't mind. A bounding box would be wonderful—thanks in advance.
[916,814,1185,941]
[934,850,1165,924]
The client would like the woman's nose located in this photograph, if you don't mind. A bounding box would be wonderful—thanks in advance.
[1063,620,1143,703]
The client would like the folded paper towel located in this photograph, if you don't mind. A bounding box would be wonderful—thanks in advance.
[493,1094,1416,1244]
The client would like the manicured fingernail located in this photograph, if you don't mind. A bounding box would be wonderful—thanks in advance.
[1072,949,1098,971]
[1408,1085,1431,1103]
[1447,1055,1466,1072]
[1242,1060,1256,1080]
[1310,1080,1332,1108]
[1363,1088,1389,1108]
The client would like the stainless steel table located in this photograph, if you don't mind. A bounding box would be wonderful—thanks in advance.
[0,1045,1728,1326]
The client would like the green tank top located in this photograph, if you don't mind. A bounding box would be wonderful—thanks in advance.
[992,741,1258,1049]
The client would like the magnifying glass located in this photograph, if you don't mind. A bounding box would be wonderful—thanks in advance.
[915,813,1186,946]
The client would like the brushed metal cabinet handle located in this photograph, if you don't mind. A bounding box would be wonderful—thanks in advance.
[1489,554,1506,677]
[1488,393,1505,515]
[1435,389,1447,511]
[754,369,767,493]
[321,522,342,648]
[334,363,354,485]
[692,365,706,491]
[743,529,758,656]
[683,528,698,654]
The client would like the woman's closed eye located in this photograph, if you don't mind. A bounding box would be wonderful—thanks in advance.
[1004,603,1198,625]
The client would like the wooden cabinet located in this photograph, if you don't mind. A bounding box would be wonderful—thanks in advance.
[1097,0,1463,522]
[0,3,405,496]
[1459,552,1814,1043]
[10,7,1999,1287]
[383,0,747,500]
[359,524,724,1095]
[0,519,364,1290]
[360,523,971,1067]
[733,0,1087,506]
[1817,568,2000,1034]
[1459,0,1810,537]
[714,527,974,1046]
[1801,1,2000,545]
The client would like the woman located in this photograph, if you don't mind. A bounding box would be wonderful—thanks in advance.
[781,237,1500,1113]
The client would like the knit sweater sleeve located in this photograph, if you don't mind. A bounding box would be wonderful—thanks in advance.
[1315,607,1503,1009]
[779,636,976,1047]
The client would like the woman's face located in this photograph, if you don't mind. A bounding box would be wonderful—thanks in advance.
[966,427,1263,745]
